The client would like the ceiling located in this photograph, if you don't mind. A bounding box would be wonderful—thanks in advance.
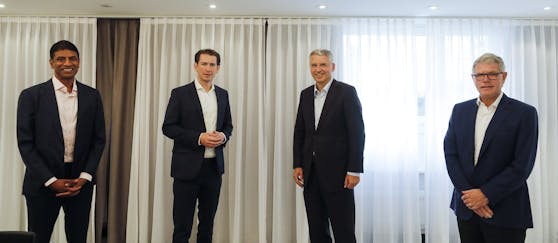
[0,0,557,18]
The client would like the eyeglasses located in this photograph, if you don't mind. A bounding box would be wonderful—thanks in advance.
[471,72,502,80]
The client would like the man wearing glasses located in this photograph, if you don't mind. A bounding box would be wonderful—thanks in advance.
[444,53,538,243]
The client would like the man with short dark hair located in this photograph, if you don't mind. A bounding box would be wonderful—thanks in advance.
[444,53,538,243]
[163,48,233,243]
[17,40,106,243]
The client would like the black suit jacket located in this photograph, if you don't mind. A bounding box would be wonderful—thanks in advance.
[293,79,365,192]
[17,79,106,196]
[162,81,233,180]
[444,94,538,228]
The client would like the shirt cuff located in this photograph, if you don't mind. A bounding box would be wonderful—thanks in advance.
[44,177,57,187]
[347,172,361,177]
[198,133,203,146]
[80,172,93,182]
[220,132,227,144]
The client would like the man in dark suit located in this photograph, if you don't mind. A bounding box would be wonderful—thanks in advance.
[17,40,106,243]
[162,49,233,243]
[444,53,538,243]
[293,49,365,243]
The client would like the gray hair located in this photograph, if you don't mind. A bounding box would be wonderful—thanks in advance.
[310,49,334,62]
[472,53,506,73]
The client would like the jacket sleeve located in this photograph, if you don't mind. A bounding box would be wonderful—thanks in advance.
[293,92,305,169]
[220,91,233,146]
[84,90,106,176]
[17,89,54,184]
[444,105,473,191]
[344,86,365,173]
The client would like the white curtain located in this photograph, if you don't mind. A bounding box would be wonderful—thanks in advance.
[265,18,341,243]
[0,16,97,243]
[127,17,265,243]
[268,18,424,243]
[507,19,558,243]
[337,18,423,243]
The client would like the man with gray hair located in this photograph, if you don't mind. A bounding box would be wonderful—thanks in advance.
[293,49,365,243]
[444,53,538,243]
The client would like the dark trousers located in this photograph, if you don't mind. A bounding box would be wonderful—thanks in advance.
[458,214,526,243]
[25,164,93,243]
[173,158,222,243]
[303,167,356,243]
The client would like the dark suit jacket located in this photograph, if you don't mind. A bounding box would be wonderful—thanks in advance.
[444,94,538,229]
[17,79,106,196]
[162,81,233,180]
[293,79,365,192]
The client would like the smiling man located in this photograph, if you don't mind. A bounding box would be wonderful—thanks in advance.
[162,49,233,243]
[293,49,365,243]
[17,40,106,243]
[444,53,539,243]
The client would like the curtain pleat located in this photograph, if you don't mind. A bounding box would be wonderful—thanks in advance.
[95,18,140,243]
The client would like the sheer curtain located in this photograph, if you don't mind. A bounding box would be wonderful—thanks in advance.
[0,16,97,243]
[423,18,558,243]
[507,19,558,243]
[127,17,265,243]
[266,18,423,243]
[337,18,422,243]
[265,18,340,243]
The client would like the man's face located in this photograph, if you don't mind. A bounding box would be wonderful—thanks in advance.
[473,62,507,102]
[194,54,220,83]
[310,54,335,86]
[49,49,80,82]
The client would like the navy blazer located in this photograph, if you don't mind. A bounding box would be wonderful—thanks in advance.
[162,81,233,180]
[444,94,538,229]
[293,79,365,192]
[17,79,106,196]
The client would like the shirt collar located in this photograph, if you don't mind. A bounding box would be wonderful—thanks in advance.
[314,78,333,96]
[476,91,504,108]
[195,78,215,92]
[52,76,77,93]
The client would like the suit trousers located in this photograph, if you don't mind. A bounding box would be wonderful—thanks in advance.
[458,214,526,243]
[25,164,94,243]
[173,158,222,243]
[303,165,356,243]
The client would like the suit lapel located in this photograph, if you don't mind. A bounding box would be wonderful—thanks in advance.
[75,82,86,156]
[478,95,512,159]
[303,87,315,131]
[188,81,205,121]
[463,100,477,174]
[216,87,225,127]
[44,80,65,145]
[315,80,337,132]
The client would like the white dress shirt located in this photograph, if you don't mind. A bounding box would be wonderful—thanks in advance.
[314,79,333,129]
[44,77,92,187]
[314,79,359,177]
[195,79,223,158]
[474,92,504,166]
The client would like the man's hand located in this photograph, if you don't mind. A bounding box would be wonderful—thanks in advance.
[293,168,304,187]
[344,174,360,189]
[461,189,489,210]
[200,131,225,148]
[48,179,75,194]
[55,178,88,197]
[473,205,494,219]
